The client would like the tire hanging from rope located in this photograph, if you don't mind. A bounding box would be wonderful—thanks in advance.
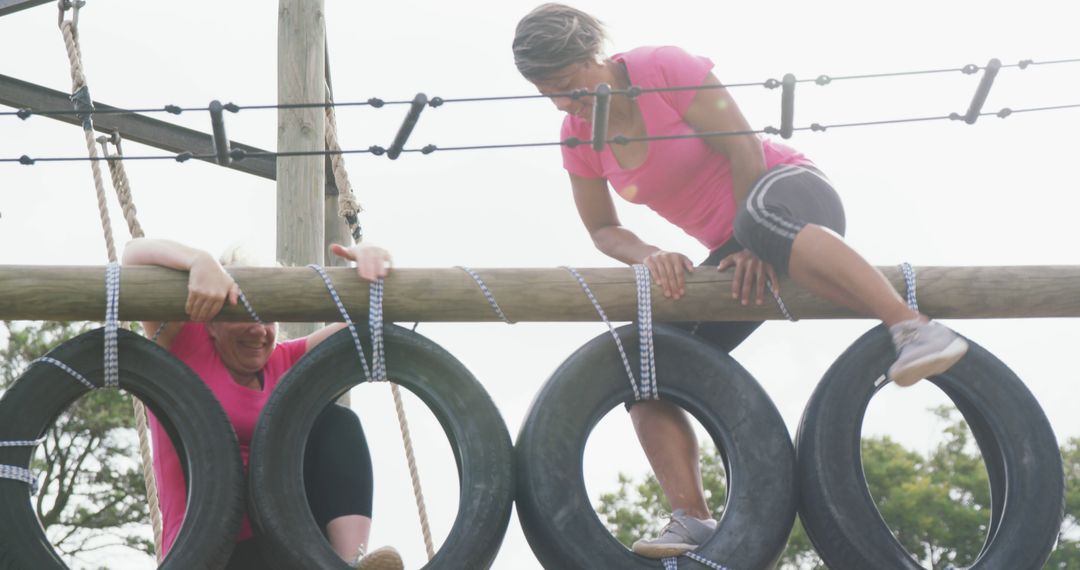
[0,329,246,569]
[57,10,164,560]
[324,56,437,560]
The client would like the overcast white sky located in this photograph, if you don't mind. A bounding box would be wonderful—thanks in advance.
[1,1,1078,568]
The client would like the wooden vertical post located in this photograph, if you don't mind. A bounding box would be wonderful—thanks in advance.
[278,0,326,340]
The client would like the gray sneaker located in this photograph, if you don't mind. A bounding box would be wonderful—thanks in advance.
[631,509,717,559]
[888,319,968,387]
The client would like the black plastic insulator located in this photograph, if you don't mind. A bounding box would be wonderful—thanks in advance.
[764,78,781,90]
[625,86,642,99]
[612,135,629,146]
[369,145,386,156]
[16,109,32,120]
[175,152,193,163]
[1018,59,1033,70]
[780,74,796,139]
[563,137,582,148]
[590,83,612,152]
[570,88,589,100]
[229,148,248,162]
[962,58,1002,124]
[386,93,428,160]
[810,123,826,132]
[367,97,385,108]
[421,144,437,154]
[997,108,1013,119]
[18,155,34,165]
[962,64,979,75]
[70,85,95,131]
[428,97,444,108]
[815,75,832,86]
[224,102,240,113]
[208,100,232,166]
[165,105,182,115]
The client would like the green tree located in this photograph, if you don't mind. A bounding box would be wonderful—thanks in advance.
[597,408,1078,569]
[1046,437,1080,569]
[0,321,154,567]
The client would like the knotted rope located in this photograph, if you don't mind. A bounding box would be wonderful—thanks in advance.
[58,9,162,557]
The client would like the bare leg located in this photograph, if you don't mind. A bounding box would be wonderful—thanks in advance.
[788,224,920,326]
[326,515,372,562]
[629,400,711,520]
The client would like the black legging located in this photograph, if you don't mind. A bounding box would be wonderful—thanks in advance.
[227,403,373,569]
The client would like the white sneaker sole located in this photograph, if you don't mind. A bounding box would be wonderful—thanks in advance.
[631,541,697,559]
[354,547,404,570]
[890,337,969,387]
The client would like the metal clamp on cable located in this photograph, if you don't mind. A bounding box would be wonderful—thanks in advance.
[209,100,232,166]
[591,83,612,152]
[952,59,1002,124]
[56,0,85,29]
[386,93,428,160]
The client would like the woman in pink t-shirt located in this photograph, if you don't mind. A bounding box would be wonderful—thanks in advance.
[513,3,969,558]
[122,239,402,570]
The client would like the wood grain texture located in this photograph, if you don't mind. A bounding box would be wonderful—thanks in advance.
[1,265,1077,322]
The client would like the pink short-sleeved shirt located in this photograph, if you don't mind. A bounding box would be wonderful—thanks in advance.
[149,323,307,555]
[561,46,809,251]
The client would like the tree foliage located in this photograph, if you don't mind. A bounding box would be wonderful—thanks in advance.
[0,321,154,567]
[597,407,1078,569]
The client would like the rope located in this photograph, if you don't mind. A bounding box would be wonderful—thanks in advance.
[322,50,436,558]
[767,279,797,322]
[324,84,364,243]
[456,267,514,324]
[900,262,919,312]
[307,265,436,558]
[58,14,163,558]
[562,266,659,402]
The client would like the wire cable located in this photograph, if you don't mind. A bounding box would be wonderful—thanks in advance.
[4,57,1078,119]
[4,103,1077,165]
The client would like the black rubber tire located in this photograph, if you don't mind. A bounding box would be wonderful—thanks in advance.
[0,328,244,570]
[248,325,514,570]
[796,325,1065,569]
[515,324,797,570]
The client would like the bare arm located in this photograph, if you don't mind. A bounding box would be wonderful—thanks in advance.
[682,72,777,304]
[571,174,694,298]
[121,238,239,349]
[682,71,767,207]
[305,243,393,353]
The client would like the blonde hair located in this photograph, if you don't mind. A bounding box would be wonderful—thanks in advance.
[513,3,607,81]
[218,244,276,268]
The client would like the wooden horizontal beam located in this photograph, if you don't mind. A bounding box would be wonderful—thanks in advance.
[0,0,50,18]
[1,265,1078,323]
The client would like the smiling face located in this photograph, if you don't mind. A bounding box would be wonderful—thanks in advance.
[206,321,277,379]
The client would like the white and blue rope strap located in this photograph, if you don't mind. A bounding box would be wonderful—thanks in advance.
[766,277,796,322]
[660,552,734,570]
[104,261,120,388]
[456,266,514,324]
[900,262,918,311]
[0,436,46,494]
[308,264,386,383]
[1,263,126,493]
[562,265,658,402]
[633,265,658,400]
